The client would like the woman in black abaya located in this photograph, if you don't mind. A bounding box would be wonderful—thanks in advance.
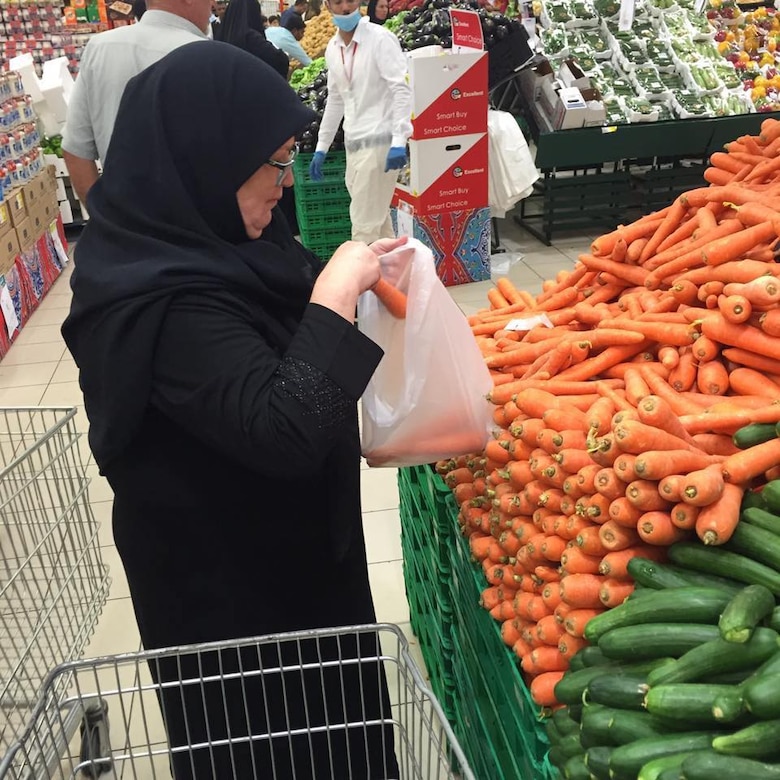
[216,0,289,76]
[63,41,402,780]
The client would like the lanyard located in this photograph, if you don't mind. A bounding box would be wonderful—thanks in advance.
[340,42,358,86]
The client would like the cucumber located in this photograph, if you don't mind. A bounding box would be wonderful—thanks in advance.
[763,480,780,516]
[568,652,587,672]
[553,707,581,737]
[656,769,680,780]
[586,674,649,711]
[547,744,568,770]
[742,490,767,511]
[647,628,780,687]
[744,671,780,719]
[733,423,778,449]
[668,543,780,596]
[579,646,612,667]
[709,668,758,685]
[580,704,614,747]
[726,525,780,576]
[754,651,780,678]
[681,751,780,779]
[563,753,590,780]
[598,623,721,660]
[625,558,741,593]
[741,507,780,536]
[559,731,585,759]
[608,710,669,745]
[584,746,612,780]
[555,659,669,705]
[713,720,780,760]
[719,584,777,643]
[644,684,738,725]
[556,666,618,706]
[638,752,706,780]
[567,702,584,722]
[609,732,721,780]
[584,587,732,643]
[627,558,698,589]
[546,718,563,745]
[769,606,780,632]
[712,689,747,723]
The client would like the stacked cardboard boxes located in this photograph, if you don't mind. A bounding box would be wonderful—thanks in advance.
[0,165,59,275]
[392,45,491,286]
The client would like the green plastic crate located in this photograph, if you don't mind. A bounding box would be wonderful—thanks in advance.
[403,559,457,720]
[299,226,353,261]
[398,465,458,557]
[293,151,348,197]
[398,464,558,780]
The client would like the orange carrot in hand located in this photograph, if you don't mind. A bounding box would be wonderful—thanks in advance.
[372,279,407,318]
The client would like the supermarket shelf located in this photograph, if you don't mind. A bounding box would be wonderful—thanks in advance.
[529,110,780,170]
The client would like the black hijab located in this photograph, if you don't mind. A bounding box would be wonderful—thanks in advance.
[219,0,267,41]
[217,0,290,76]
[62,41,317,469]
[367,0,386,24]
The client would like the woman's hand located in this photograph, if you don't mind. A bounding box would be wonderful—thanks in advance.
[369,234,408,256]
[310,241,381,322]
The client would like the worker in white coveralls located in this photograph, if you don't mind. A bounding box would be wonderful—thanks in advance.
[309,0,412,243]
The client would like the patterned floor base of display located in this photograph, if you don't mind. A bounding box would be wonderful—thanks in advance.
[392,207,491,287]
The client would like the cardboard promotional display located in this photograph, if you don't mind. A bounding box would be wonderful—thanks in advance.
[396,132,489,216]
[408,47,488,140]
[396,27,490,285]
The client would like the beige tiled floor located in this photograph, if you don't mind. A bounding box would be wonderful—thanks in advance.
[1,214,587,766]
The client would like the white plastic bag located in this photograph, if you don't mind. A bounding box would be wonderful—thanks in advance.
[488,109,539,218]
[358,238,494,468]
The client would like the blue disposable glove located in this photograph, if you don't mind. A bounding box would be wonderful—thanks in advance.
[385,146,407,172]
[309,151,326,181]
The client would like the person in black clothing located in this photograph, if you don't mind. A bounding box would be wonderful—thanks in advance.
[217,0,289,76]
[367,0,388,24]
[62,40,403,780]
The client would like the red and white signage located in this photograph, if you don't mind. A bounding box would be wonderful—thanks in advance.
[449,8,484,52]
[408,49,488,140]
[393,132,488,216]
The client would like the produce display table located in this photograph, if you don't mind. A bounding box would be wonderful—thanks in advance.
[515,109,780,244]
[398,464,557,780]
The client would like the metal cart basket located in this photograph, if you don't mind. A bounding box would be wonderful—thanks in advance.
[0,623,474,780]
[0,408,111,769]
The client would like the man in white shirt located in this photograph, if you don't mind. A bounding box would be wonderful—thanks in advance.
[309,0,412,243]
[265,14,311,66]
[62,0,211,203]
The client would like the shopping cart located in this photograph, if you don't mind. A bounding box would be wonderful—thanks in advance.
[0,408,111,775]
[0,623,475,779]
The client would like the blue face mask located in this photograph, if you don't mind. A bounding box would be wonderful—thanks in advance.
[332,8,361,30]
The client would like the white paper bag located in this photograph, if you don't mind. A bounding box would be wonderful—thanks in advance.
[358,238,494,467]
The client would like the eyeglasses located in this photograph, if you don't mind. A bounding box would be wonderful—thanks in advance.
[265,144,298,186]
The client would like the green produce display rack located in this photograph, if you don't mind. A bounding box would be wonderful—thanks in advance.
[398,465,557,780]
[515,110,780,245]
[293,151,351,260]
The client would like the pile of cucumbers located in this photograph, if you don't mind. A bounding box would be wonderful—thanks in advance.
[547,479,780,780]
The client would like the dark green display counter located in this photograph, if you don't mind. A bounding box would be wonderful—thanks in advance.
[514,109,780,245]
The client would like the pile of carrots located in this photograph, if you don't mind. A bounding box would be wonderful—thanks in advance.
[438,116,780,710]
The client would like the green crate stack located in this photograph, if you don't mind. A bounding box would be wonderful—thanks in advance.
[293,152,352,260]
[397,465,557,780]
[398,466,457,719]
